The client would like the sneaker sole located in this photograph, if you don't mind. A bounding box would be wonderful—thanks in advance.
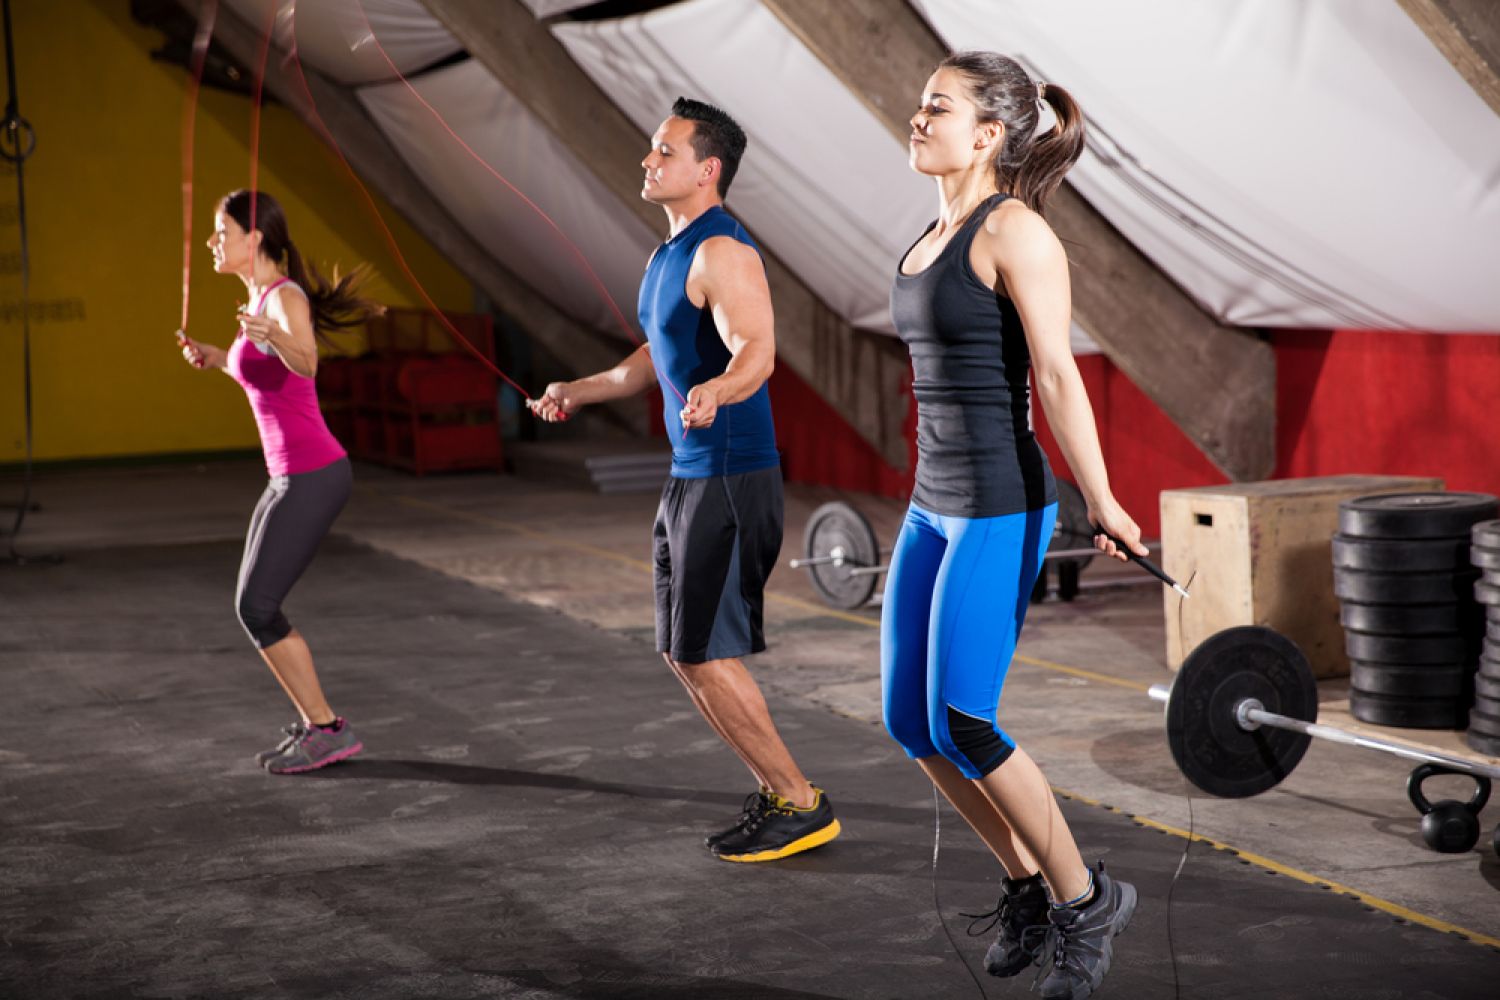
[1113,882,1137,938]
[715,818,841,863]
[266,741,364,775]
[985,945,1039,978]
[256,746,298,768]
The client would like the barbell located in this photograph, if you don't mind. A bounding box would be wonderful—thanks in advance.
[1151,625,1499,854]
[789,482,1113,610]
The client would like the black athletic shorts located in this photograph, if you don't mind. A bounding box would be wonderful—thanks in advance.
[653,466,784,664]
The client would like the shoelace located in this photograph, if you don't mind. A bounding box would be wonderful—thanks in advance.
[741,805,791,833]
[1030,914,1111,993]
[962,888,1046,940]
[1027,923,1062,991]
[961,895,1014,938]
[274,722,306,752]
[740,795,804,835]
[737,791,770,825]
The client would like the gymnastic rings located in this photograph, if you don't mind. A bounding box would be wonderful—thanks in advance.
[0,112,35,164]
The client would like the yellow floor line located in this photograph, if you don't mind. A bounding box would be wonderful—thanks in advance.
[764,590,884,627]
[1055,788,1500,950]
[1013,654,1151,693]
[375,487,1499,951]
[389,494,654,572]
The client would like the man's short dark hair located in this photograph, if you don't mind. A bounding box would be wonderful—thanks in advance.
[671,96,747,198]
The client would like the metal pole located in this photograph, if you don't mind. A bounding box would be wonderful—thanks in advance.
[1148,684,1500,782]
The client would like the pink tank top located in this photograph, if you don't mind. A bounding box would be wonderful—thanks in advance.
[226,278,347,477]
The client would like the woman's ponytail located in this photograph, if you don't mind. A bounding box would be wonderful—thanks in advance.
[1011,82,1086,217]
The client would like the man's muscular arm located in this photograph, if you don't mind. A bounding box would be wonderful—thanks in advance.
[680,236,775,430]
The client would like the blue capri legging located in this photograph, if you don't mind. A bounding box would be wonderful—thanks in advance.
[880,501,1057,779]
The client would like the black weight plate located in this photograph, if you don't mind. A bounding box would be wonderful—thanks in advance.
[1490,619,1500,643]
[1333,567,1478,604]
[1331,534,1471,572]
[1339,492,1498,540]
[1473,519,1500,549]
[1474,674,1500,702]
[1339,601,1479,635]
[1467,704,1500,737]
[1484,570,1500,588]
[1349,690,1467,730]
[1049,479,1095,572]
[1471,544,1500,570]
[1348,661,1469,698]
[1343,630,1472,665]
[1164,626,1316,798]
[1464,727,1500,757]
[803,502,879,611]
[1480,654,1500,681]
[1477,582,1500,607]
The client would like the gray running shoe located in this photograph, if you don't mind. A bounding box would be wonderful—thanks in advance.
[964,873,1050,977]
[255,721,307,768]
[265,719,363,775]
[1036,863,1136,1000]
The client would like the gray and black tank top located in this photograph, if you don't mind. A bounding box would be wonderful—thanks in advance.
[890,192,1057,517]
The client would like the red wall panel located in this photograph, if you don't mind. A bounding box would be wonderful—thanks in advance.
[1274,329,1500,494]
[763,329,1500,539]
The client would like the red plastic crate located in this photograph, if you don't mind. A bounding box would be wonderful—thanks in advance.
[324,308,503,475]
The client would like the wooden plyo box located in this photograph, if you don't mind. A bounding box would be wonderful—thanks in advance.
[1160,475,1444,678]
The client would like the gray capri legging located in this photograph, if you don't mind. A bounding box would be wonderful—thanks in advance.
[235,457,352,648]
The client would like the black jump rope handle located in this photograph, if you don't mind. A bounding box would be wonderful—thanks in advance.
[1092,529,1191,597]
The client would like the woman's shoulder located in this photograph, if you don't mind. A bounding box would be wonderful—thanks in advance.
[267,280,309,313]
[974,196,1063,266]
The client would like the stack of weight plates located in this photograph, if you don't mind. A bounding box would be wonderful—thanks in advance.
[1334,492,1498,729]
[1469,519,1500,755]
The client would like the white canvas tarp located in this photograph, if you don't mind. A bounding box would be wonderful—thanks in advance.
[233,0,1500,339]
[224,0,462,85]
[917,0,1500,332]
[357,60,659,337]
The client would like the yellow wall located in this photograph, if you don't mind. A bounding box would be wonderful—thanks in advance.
[0,1,473,462]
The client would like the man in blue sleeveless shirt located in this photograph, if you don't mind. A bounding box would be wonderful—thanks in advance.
[530,98,839,862]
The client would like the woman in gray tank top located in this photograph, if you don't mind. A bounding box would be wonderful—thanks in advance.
[882,52,1147,1000]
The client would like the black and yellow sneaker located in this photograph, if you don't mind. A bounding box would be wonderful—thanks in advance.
[704,789,773,851]
[710,787,841,862]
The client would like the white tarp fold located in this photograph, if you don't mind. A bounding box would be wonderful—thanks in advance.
[917,0,1500,332]
[357,60,659,337]
[225,0,463,85]
[554,0,1101,351]
[553,0,936,336]
[518,0,601,18]
[235,0,1499,346]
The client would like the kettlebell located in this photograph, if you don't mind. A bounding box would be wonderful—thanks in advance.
[1406,764,1490,854]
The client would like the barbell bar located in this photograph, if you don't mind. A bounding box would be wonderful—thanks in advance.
[1150,625,1500,793]
[793,543,1134,577]
[1147,678,1500,783]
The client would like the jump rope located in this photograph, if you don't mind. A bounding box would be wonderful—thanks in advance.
[178,5,1202,993]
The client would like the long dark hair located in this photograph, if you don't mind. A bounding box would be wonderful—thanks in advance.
[219,190,383,341]
[938,52,1086,217]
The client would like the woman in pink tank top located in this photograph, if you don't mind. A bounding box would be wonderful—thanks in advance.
[178,190,382,775]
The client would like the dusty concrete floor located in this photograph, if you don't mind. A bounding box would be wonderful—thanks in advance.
[2,456,1498,996]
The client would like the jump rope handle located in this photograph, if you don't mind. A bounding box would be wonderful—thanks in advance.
[175,329,205,369]
[1093,528,1191,598]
